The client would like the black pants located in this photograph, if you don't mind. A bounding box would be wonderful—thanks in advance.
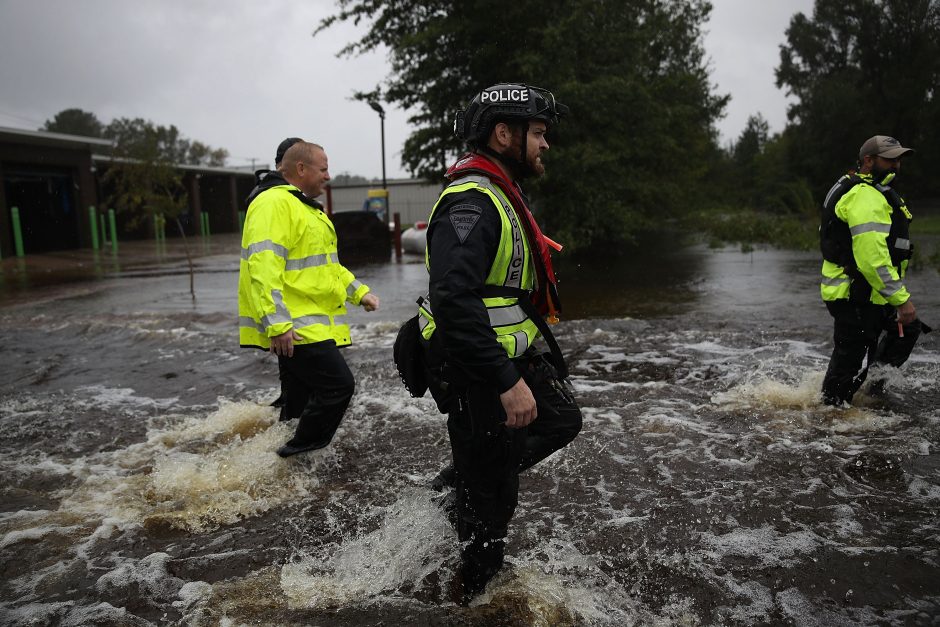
[277,340,355,447]
[275,359,310,420]
[447,352,582,597]
[821,300,922,405]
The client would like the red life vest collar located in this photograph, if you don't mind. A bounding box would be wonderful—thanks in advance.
[446,152,562,319]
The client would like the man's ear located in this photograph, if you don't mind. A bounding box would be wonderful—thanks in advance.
[492,122,513,148]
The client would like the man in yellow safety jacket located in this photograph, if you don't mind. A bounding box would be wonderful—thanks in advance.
[422,84,582,601]
[819,135,928,405]
[238,141,380,456]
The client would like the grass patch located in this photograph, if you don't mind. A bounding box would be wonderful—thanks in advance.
[679,207,940,272]
[684,209,817,251]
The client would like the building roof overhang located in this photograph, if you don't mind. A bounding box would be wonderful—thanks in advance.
[0,125,114,151]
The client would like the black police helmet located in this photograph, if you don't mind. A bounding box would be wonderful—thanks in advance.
[454,84,568,146]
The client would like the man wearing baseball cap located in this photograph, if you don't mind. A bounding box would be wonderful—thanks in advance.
[818,134,928,405]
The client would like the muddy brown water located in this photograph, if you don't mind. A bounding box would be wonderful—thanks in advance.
[1,233,938,626]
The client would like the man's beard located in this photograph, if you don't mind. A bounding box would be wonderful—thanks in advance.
[871,164,898,185]
[508,134,544,179]
[529,153,545,177]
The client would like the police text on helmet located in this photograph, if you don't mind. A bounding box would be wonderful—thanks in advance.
[481,89,527,103]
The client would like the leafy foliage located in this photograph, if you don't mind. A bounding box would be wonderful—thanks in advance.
[330,172,374,186]
[42,108,104,137]
[41,109,230,229]
[683,208,818,251]
[775,0,940,199]
[43,109,229,167]
[104,118,228,167]
[317,0,727,251]
[102,127,187,228]
[100,118,226,227]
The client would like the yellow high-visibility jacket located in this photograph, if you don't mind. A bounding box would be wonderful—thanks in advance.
[238,184,369,349]
[820,173,911,306]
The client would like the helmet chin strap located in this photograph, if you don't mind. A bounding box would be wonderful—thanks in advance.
[480,145,525,180]
[480,121,534,180]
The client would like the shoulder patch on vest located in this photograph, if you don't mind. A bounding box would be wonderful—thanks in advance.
[449,204,482,244]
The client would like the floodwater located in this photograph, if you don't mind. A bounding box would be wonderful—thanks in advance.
[1,233,938,626]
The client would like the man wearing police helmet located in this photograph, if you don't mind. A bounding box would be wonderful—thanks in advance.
[419,83,581,601]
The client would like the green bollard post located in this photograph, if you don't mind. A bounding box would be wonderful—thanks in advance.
[99,214,108,246]
[203,213,211,237]
[108,209,118,253]
[89,206,99,250]
[11,206,25,257]
[238,210,246,232]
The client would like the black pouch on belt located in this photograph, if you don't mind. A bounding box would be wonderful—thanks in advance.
[393,315,429,398]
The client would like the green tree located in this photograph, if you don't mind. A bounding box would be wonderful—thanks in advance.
[317,0,727,251]
[42,109,230,166]
[103,118,228,166]
[102,120,187,230]
[185,141,229,168]
[330,172,372,186]
[733,114,769,170]
[100,117,230,232]
[42,108,104,137]
[776,0,940,198]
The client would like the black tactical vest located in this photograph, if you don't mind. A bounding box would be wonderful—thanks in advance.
[820,174,912,269]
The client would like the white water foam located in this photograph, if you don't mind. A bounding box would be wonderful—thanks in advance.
[280,488,455,608]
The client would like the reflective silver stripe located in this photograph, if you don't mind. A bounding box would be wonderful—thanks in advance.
[285,252,335,271]
[850,222,891,237]
[241,240,289,260]
[895,238,911,250]
[820,276,849,287]
[418,314,429,332]
[823,178,846,210]
[510,331,529,357]
[450,175,526,289]
[487,304,527,327]
[346,279,363,297]
[418,295,432,314]
[242,313,335,332]
[261,312,290,328]
[262,290,291,328]
[293,314,332,329]
[875,266,904,298]
[239,316,266,333]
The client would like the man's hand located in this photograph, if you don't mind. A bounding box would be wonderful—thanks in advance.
[500,378,537,428]
[270,329,302,357]
[897,299,916,325]
[361,293,380,312]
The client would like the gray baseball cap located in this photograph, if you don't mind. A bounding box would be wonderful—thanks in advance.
[859,135,914,160]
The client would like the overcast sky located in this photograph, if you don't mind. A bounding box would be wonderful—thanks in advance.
[0,0,814,179]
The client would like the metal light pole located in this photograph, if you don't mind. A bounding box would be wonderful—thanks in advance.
[368,100,398,259]
[369,101,387,190]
